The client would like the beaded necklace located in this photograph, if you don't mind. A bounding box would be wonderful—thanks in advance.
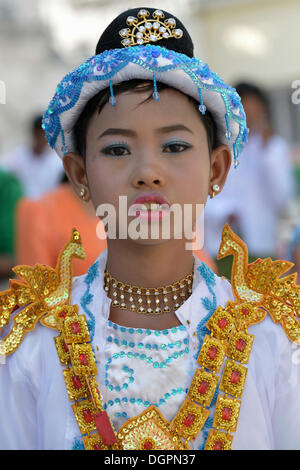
[103,267,194,315]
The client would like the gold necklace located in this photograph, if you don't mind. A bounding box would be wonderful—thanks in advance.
[104,267,194,315]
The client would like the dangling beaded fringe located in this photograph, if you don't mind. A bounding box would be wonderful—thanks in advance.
[109,80,116,106]
[225,113,232,140]
[104,268,194,315]
[152,73,160,101]
[198,87,206,115]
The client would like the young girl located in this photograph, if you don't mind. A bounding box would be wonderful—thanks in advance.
[1,7,299,451]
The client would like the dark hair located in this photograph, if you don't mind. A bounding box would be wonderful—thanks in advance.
[234,82,270,116]
[74,79,218,161]
[31,115,43,133]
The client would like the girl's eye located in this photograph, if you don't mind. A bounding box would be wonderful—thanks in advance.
[163,142,192,153]
[101,144,130,157]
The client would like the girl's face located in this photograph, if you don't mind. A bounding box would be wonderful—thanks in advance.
[65,86,231,246]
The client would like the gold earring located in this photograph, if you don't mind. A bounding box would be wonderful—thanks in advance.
[210,184,220,199]
[80,187,87,201]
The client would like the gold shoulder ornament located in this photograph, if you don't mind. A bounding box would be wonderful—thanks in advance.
[1,225,299,450]
[0,229,85,356]
[218,224,300,344]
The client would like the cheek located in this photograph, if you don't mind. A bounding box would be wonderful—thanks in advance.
[178,154,210,200]
[86,157,125,212]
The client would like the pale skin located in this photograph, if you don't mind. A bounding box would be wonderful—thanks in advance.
[63,87,231,329]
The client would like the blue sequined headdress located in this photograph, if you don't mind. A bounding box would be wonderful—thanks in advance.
[43,7,248,167]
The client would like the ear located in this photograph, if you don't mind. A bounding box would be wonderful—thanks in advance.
[209,145,232,197]
[63,152,90,200]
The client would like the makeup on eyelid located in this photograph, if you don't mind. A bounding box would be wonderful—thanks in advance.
[101,140,192,157]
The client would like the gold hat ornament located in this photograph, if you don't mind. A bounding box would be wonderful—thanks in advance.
[119,9,183,47]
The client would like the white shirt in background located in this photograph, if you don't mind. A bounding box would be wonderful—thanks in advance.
[204,133,295,257]
[1,145,64,199]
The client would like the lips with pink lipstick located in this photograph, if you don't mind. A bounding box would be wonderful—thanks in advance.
[131,192,171,221]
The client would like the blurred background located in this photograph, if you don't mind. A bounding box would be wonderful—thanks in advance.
[0,0,300,288]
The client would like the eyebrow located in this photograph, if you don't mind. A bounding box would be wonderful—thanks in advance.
[97,124,194,140]
[155,125,194,135]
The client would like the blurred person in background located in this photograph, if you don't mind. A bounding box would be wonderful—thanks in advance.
[1,115,64,199]
[16,173,107,277]
[286,221,300,283]
[16,173,216,276]
[204,82,295,279]
[0,167,23,286]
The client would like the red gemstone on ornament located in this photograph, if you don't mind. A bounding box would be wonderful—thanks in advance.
[218,317,228,330]
[79,353,88,365]
[208,346,217,360]
[63,341,69,353]
[93,443,102,450]
[71,322,81,334]
[94,411,117,446]
[222,407,232,421]
[198,380,209,395]
[230,370,241,384]
[241,308,249,316]
[184,413,196,427]
[59,310,67,318]
[213,440,224,450]
[72,375,82,389]
[236,339,246,352]
[143,441,153,450]
[83,408,94,423]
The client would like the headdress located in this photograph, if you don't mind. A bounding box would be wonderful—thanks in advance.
[42,7,248,167]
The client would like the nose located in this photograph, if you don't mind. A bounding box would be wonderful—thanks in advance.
[131,153,166,189]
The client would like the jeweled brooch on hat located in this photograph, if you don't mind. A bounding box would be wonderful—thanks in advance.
[119,9,183,47]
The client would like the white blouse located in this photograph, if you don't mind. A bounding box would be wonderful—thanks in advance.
[0,249,300,450]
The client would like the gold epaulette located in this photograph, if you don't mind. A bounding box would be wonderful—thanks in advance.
[0,229,85,356]
[218,224,300,344]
